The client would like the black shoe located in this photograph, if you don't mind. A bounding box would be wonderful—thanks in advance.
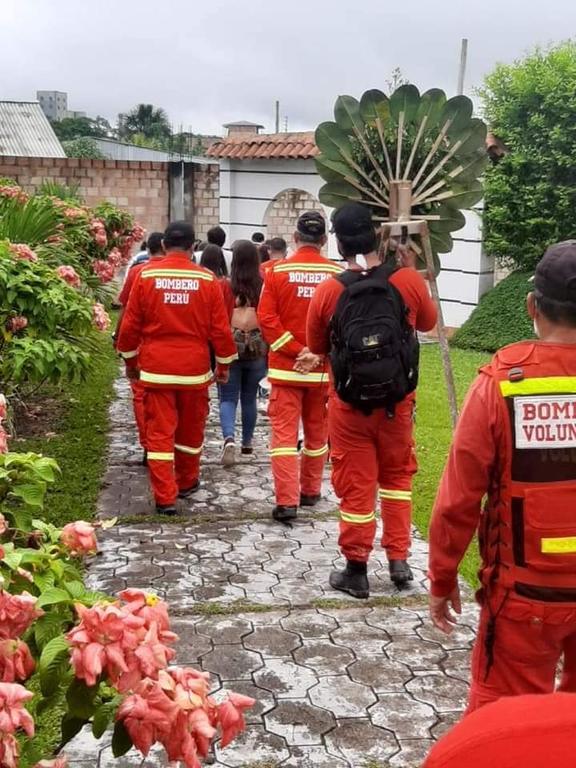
[300,493,321,507]
[141,450,148,467]
[389,559,414,589]
[272,505,298,523]
[156,503,177,516]
[329,560,369,599]
[241,445,253,455]
[178,480,200,499]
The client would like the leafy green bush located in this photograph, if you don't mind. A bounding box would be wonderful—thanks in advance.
[481,42,576,271]
[62,137,105,159]
[451,271,535,352]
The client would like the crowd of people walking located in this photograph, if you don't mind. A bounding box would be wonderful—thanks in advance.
[114,205,576,763]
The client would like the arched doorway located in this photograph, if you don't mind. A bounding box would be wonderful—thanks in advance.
[263,188,327,248]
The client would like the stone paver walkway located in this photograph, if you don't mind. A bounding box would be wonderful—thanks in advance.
[67,376,478,768]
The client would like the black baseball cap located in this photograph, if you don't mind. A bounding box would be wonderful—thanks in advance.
[534,241,576,305]
[297,210,326,237]
[332,203,374,238]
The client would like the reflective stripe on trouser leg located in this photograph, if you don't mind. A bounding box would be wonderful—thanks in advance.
[144,388,179,506]
[268,386,303,507]
[174,389,209,491]
[300,386,329,496]
[379,487,412,560]
[130,379,147,449]
[338,509,377,563]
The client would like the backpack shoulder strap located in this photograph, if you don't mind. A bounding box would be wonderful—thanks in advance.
[336,268,364,288]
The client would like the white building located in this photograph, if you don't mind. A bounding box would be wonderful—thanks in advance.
[208,125,493,328]
[36,91,86,122]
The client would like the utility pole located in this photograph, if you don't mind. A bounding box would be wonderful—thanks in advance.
[457,38,468,95]
[275,100,280,133]
[284,116,288,133]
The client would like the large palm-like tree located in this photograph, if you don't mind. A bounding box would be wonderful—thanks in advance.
[119,104,172,141]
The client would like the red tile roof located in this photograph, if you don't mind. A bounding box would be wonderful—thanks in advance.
[207,131,319,160]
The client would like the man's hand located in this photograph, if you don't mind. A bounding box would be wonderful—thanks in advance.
[398,244,417,270]
[215,367,230,385]
[125,365,140,381]
[294,347,322,374]
[429,586,462,634]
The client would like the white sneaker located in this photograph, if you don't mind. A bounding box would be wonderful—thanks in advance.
[221,440,236,466]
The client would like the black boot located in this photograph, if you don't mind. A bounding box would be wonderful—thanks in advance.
[156,503,177,516]
[389,559,414,589]
[300,493,321,507]
[141,450,148,467]
[178,479,200,499]
[329,560,369,599]
[272,505,298,523]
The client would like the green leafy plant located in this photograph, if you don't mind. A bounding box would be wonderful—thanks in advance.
[481,42,576,270]
[314,85,487,267]
[62,138,105,160]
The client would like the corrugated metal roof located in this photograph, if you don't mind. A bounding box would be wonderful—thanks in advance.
[0,101,65,158]
[207,131,318,160]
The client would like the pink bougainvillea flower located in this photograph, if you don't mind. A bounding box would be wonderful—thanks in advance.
[63,207,84,219]
[117,678,178,756]
[217,692,256,748]
[90,219,108,248]
[34,757,68,768]
[0,682,35,736]
[56,265,81,288]
[107,247,122,268]
[6,316,28,333]
[119,590,172,633]
[0,733,19,768]
[92,259,115,283]
[0,639,35,682]
[0,592,42,640]
[9,243,38,262]
[60,521,97,557]
[93,303,111,332]
[132,224,145,242]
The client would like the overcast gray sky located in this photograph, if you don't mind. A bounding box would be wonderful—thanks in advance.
[2,0,575,135]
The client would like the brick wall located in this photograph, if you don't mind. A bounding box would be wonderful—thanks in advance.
[264,188,325,246]
[192,163,220,240]
[0,156,170,233]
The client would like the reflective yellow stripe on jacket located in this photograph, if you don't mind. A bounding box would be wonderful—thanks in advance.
[270,332,294,352]
[140,370,213,386]
[215,353,239,365]
[141,269,213,281]
[339,510,376,525]
[499,376,576,397]
[302,444,329,458]
[268,368,328,384]
[272,262,343,274]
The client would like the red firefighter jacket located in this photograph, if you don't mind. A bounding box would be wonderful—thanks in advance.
[257,246,342,387]
[429,340,576,600]
[117,251,237,388]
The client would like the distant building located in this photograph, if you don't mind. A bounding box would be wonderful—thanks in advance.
[36,91,86,122]
[222,121,264,137]
[0,101,65,157]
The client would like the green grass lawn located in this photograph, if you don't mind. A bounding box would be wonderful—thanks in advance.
[414,344,490,586]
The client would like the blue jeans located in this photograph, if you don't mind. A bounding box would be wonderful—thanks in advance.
[218,358,267,445]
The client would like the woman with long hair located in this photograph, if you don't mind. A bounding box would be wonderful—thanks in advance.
[219,240,267,465]
[201,244,233,318]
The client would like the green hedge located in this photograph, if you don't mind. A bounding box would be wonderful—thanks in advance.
[451,271,535,352]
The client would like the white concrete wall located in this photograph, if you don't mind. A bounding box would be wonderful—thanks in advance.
[219,158,493,327]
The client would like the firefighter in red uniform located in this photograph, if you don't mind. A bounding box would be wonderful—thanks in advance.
[257,211,342,522]
[307,203,437,595]
[429,241,576,711]
[117,221,237,515]
[115,232,164,461]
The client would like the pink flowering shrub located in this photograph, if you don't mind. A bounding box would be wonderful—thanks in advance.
[6,316,28,333]
[55,266,81,288]
[0,412,253,768]
[92,302,111,332]
[9,243,38,262]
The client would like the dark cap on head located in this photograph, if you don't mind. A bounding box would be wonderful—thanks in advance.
[163,220,195,250]
[332,203,374,238]
[535,240,576,305]
[297,210,326,238]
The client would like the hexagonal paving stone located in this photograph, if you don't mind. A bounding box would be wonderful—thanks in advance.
[98,743,169,767]
[293,640,355,676]
[265,700,336,745]
[192,583,247,603]
[195,616,253,645]
[188,538,232,558]
[324,719,398,765]
[272,578,324,605]
[202,645,263,680]
[309,676,376,718]
[170,618,213,662]
[263,555,311,578]
[230,569,279,591]
[215,725,290,767]
[281,610,337,638]
[385,635,446,670]
[253,659,318,698]
[370,693,438,739]
[331,621,389,655]
[281,746,348,767]
[441,648,472,683]
[388,739,436,768]
[243,625,301,656]
[406,671,469,713]
[367,606,424,637]
[417,621,477,651]
[431,711,462,741]
[348,656,412,693]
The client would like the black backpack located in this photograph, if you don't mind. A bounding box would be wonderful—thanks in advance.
[329,264,420,413]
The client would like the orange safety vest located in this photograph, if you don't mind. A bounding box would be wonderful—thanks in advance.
[484,341,576,600]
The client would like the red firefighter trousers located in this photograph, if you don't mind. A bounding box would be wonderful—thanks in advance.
[468,592,576,712]
[130,379,147,449]
[144,388,209,506]
[328,395,417,562]
[268,385,329,507]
